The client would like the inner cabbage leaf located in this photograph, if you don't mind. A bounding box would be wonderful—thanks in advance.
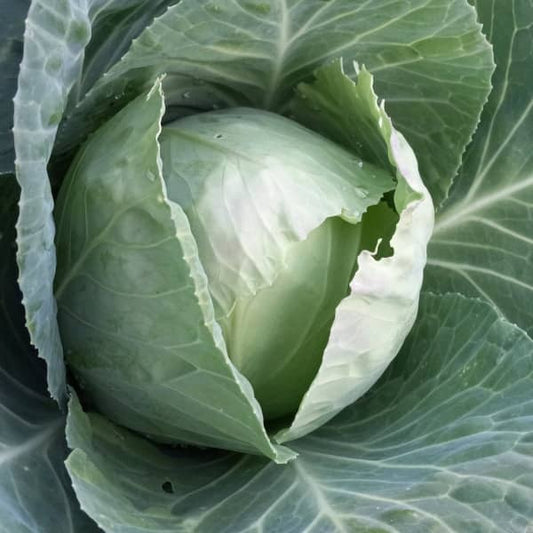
[160,107,395,419]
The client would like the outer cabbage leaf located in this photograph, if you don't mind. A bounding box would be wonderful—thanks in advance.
[65,293,533,532]
[13,0,92,403]
[68,0,175,107]
[13,0,180,402]
[56,0,494,206]
[275,60,433,442]
[54,80,292,462]
[426,0,533,336]
[0,0,29,176]
[14,0,493,407]
[0,177,98,533]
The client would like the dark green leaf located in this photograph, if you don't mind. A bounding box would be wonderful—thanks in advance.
[56,0,494,206]
[0,177,98,533]
[65,293,533,532]
[426,0,533,336]
[0,0,30,175]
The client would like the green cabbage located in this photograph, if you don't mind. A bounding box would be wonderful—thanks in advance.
[2,0,531,531]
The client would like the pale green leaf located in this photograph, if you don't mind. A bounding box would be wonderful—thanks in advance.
[161,107,392,315]
[160,107,394,419]
[220,217,363,421]
[13,0,179,402]
[54,81,292,462]
[13,0,92,402]
[277,60,433,442]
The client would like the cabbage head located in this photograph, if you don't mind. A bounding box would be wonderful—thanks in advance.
[53,65,433,460]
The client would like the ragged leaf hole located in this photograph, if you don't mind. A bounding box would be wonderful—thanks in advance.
[162,481,174,494]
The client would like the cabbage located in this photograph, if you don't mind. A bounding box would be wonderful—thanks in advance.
[2,0,532,531]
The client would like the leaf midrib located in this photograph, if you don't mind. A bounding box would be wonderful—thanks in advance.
[0,417,63,466]
[433,174,533,234]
